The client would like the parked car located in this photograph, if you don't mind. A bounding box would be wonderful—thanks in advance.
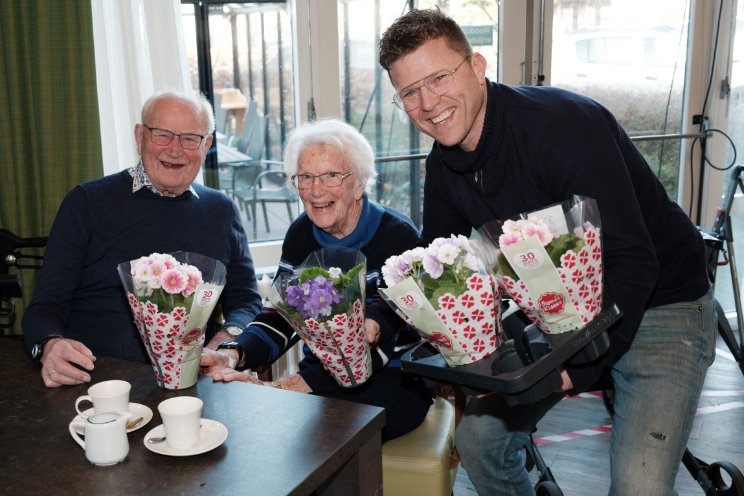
[551,27,687,89]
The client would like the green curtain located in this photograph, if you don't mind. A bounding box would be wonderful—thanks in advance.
[0,0,102,335]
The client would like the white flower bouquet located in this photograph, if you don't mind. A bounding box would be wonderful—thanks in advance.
[118,252,226,389]
[475,196,603,334]
[269,248,371,388]
[380,235,502,367]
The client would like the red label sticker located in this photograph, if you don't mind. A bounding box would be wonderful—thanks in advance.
[538,292,566,315]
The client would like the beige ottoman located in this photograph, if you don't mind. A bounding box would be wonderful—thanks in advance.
[382,396,458,496]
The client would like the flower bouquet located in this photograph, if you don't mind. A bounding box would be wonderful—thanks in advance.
[268,248,371,388]
[118,252,226,389]
[379,235,502,367]
[474,195,603,334]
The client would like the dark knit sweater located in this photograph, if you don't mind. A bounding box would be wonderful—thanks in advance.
[236,195,425,393]
[23,170,263,363]
[422,81,710,393]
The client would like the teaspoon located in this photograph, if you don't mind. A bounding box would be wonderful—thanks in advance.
[147,435,166,444]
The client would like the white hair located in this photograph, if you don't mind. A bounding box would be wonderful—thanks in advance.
[282,118,377,190]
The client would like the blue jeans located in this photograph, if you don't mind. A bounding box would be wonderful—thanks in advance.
[457,291,716,496]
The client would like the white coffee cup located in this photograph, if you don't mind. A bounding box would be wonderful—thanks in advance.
[75,380,131,416]
[158,396,203,450]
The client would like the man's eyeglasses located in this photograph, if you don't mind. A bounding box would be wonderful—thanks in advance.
[142,124,206,150]
[291,172,353,189]
[392,56,471,112]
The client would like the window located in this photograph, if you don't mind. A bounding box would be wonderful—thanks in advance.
[182,1,298,245]
[551,0,689,198]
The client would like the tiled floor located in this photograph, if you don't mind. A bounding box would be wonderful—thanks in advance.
[452,334,744,495]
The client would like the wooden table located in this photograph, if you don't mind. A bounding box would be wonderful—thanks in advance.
[0,338,384,496]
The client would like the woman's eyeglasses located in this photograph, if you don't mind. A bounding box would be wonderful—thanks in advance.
[291,172,353,189]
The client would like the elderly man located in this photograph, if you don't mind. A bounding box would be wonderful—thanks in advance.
[23,91,262,388]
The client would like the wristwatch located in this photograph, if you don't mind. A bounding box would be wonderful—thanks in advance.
[31,335,62,362]
[217,341,244,369]
[220,325,243,338]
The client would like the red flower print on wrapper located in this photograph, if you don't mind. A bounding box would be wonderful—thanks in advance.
[459,293,475,309]
[171,307,186,322]
[467,277,484,291]
[479,291,494,307]
[439,294,456,310]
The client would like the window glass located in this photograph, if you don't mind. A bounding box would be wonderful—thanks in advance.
[715,3,744,315]
[338,0,499,226]
[551,0,689,198]
[182,2,298,243]
[730,4,744,167]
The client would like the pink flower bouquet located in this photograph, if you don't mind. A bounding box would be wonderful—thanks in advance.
[379,235,502,367]
[269,248,371,388]
[118,252,226,389]
[475,196,603,334]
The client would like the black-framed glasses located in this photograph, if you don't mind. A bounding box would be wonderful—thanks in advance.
[142,124,206,150]
[290,172,353,189]
[392,56,471,111]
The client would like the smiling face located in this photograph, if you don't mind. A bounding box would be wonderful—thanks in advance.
[297,143,365,238]
[389,37,488,152]
[134,96,213,196]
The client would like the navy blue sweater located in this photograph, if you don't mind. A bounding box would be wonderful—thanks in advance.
[422,82,710,393]
[23,170,263,363]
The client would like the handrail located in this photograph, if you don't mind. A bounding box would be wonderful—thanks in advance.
[373,131,709,163]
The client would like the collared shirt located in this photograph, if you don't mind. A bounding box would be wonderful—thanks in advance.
[128,160,199,198]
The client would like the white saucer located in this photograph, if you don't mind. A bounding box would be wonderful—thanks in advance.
[143,419,228,457]
[72,403,153,434]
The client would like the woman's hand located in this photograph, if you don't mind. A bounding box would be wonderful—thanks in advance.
[364,318,381,347]
[199,347,238,376]
[262,373,312,393]
[211,369,263,384]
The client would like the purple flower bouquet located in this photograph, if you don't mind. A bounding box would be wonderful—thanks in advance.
[269,248,371,388]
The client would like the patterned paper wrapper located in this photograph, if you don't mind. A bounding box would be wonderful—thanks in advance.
[379,273,502,367]
[269,249,372,388]
[475,195,603,334]
[118,252,226,389]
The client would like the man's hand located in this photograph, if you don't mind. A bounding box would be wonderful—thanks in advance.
[39,338,96,388]
[556,367,574,392]
[364,318,381,347]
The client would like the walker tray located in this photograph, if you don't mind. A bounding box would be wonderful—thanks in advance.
[401,304,621,405]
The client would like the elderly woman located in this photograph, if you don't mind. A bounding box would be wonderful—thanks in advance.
[200,118,433,441]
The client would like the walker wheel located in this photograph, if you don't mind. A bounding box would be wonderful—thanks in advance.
[707,461,744,495]
[535,480,564,496]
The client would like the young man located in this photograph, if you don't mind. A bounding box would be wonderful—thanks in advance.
[379,8,715,495]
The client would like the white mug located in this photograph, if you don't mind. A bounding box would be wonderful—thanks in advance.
[69,411,132,466]
[158,396,203,450]
[75,380,131,416]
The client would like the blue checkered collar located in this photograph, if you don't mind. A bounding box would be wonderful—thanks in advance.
[128,159,199,198]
